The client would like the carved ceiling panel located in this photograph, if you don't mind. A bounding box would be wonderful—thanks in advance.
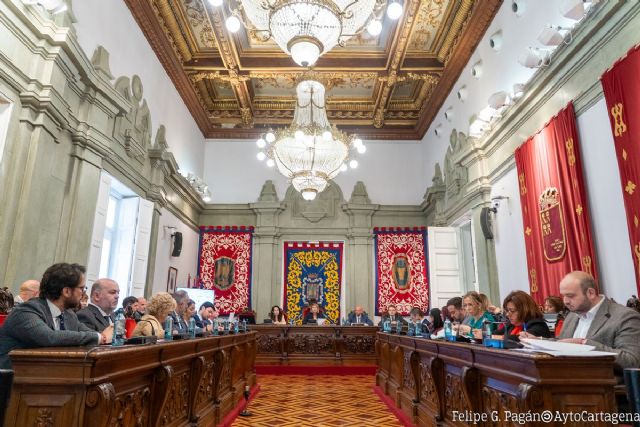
[125,0,501,140]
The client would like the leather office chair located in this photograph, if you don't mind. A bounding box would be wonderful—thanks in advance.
[0,369,14,427]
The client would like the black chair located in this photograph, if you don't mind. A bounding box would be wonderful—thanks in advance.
[0,369,14,427]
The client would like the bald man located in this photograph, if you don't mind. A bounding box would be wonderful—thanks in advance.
[524,271,640,370]
[347,305,373,326]
[76,279,120,332]
[13,280,40,305]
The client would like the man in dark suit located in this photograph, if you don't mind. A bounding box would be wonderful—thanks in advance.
[347,305,373,326]
[378,304,407,326]
[556,271,640,370]
[77,278,120,332]
[169,290,189,334]
[193,301,215,330]
[0,263,113,369]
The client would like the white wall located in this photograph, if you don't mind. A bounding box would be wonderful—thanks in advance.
[577,98,635,302]
[73,0,205,178]
[151,208,200,296]
[491,167,529,300]
[204,139,426,204]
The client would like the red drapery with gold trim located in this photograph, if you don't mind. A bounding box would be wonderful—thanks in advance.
[601,44,640,295]
[515,103,598,303]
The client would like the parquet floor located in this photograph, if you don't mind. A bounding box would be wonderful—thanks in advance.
[232,375,403,427]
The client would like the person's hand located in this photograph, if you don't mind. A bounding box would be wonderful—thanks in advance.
[102,325,114,344]
[518,331,539,339]
[472,329,483,340]
[560,338,586,345]
[457,324,471,335]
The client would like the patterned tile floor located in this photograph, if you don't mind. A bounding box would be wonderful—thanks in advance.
[232,375,403,427]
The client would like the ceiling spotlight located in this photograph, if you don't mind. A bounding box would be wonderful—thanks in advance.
[512,0,526,17]
[512,83,525,99]
[434,124,443,137]
[208,0,223,6]
[444,107,454,122]
[537,25,572,46]
[488,91,510,109]
[518,48,550,68]
[457,85,468,102]
[560,0,596,20]
[225,16,241,33]
[387,1,403,20]
[367,20,383,36]
[489,30,503,51]
[471,60,483,79]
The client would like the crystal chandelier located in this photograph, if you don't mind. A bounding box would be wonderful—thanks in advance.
[256,77,366,201]
[212,0,404,66]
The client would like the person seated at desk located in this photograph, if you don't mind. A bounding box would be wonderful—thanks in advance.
[378,304,407,327]
[427,308,444,335]
[492,291,551,342]
[269,305,287,325]
[77,279,120,332]
[132,292,176,339]
[544,295,567,337]
[0,263,113,369]
[347,305,374,326]
[302,303,326,324]
[409,307,430,332]
[523,271,640,370]
[169,290,190,334]
[446,297,470,325]
[456,291,494,338]
[193,301,215,331]
[122,296,141,322]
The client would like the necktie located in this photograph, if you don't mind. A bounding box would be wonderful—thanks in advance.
[357,316,361,323]
[104,315,112,325]
[57,314,66,330]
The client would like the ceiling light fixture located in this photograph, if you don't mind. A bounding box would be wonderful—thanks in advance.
[517,48,551,68]
[537,25,572,46]
[560,0,598,20]
[221,0,400,67]
[255,75,365,201]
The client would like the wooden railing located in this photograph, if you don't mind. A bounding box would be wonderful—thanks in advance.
[4,332,257,427]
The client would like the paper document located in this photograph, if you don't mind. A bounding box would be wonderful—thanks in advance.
[520,338,595,352]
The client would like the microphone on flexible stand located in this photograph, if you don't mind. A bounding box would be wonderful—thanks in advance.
[239,385,252,417]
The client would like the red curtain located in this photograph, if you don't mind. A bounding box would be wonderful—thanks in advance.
[601,44,640,295]
[515,103,598,304]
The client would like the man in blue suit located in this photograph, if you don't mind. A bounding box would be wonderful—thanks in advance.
[347,305,373,326]
[0,263,113,369]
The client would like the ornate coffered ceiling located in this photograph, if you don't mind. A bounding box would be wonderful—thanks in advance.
[124,0,501,140]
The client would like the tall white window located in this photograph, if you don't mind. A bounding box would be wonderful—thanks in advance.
[87,173,153,304]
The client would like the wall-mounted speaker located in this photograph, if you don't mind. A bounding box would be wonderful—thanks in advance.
[171,232,183,257]
[480,207,496,240]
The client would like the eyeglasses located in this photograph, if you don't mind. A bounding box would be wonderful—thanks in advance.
[505,308,518,314]
[73,285,87,292]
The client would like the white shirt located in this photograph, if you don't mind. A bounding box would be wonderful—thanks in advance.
[46,299,63,330]
[573,295,605,339]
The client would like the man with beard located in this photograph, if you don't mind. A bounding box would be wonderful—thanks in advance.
[0,263,113,369]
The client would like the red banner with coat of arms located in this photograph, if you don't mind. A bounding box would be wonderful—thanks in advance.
[198,226,253,314]
[374,227,429,316]
[515,103,598,304]
[601,44,640,295]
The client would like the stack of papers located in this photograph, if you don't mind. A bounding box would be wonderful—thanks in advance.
[518,338,615,357]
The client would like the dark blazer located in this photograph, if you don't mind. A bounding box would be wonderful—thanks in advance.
[378,315,407,326]
[77,304,113,332]
[559,297,640,369]
[302,312,326,324]
[0,298,99,369]
[170,311,189,333]
[347,312,373,326]
[193,314,211,329]
[494,317,551,342]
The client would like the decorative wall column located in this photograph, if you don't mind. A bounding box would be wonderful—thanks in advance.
[250,181,284,317]
[343,182,378,312]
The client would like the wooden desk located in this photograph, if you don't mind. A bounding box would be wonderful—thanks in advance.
[4,332,257,427]
[376,333,617,427]
[253,325,377,365]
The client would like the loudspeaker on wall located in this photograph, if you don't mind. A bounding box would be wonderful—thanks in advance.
[171,232,183,257]
[480,207,495,240]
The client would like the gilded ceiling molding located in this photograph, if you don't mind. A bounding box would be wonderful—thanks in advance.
[152,0,193,62]
[437,0,473,63]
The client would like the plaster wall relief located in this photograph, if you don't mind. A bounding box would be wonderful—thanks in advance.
[0,1,202,291]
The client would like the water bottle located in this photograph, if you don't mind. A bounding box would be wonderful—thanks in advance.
[444,319,453,341]
[223,320,229,334]
[415,321,422,337]
[395,318,403,334]
[212,319,219,336]
[164,316,173,341]
[234,320,239,334]
[383,320,391,333]
[242,319,247,332]
[112,309,126,347]
[188,317,196,338]
[482,320,492,345]
[407,321,415,336]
